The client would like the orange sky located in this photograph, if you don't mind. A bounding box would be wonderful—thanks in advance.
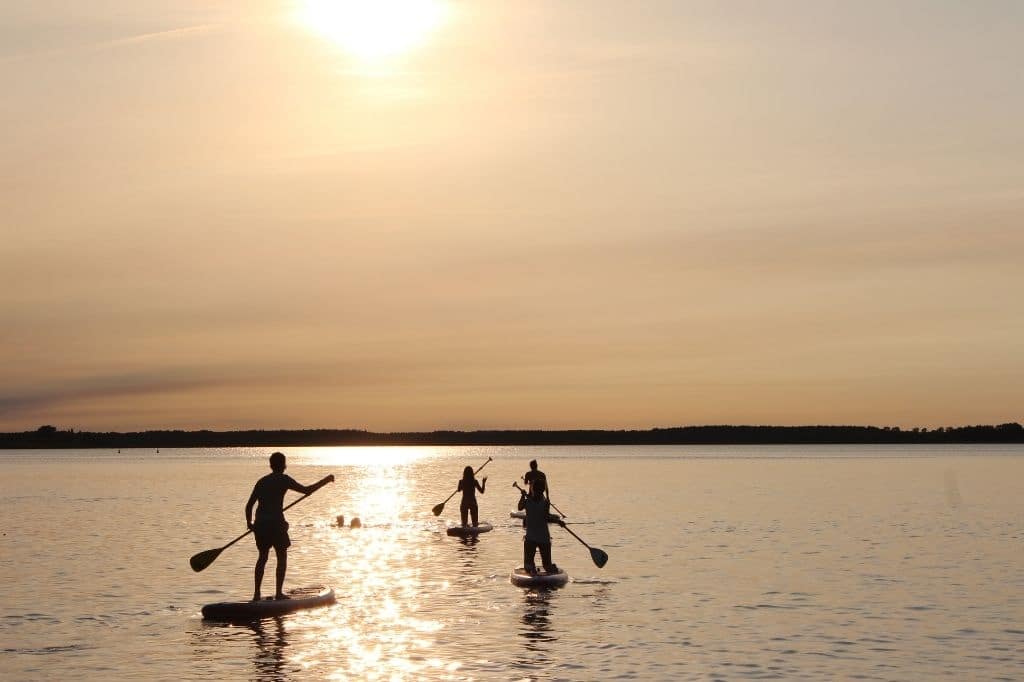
[2,1,1022,431]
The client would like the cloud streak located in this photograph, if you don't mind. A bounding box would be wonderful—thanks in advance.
[0,24,216,65]
[99,24,216,49]
[0,361,398,423]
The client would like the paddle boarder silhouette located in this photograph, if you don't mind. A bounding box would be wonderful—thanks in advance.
[523,459,548,499]
[246,452,334,601]
[517,478,564,574]
[520,459,549,528]
[457,465,487,527]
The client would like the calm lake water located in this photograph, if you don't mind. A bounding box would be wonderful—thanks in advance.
[2,445,1023,680]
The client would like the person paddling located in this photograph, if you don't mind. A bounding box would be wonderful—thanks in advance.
[517,478,564,574]
[246,452,334,601]
[520,459,554,528]
[457,465,487,527]
[523,459,548,499]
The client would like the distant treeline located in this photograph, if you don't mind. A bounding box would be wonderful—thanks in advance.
[2,422,1023,449]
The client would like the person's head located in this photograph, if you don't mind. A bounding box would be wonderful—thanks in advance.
[531,477,546,497]
[463,465,474,479]
[529,459,538,471]
[269,451,286,472]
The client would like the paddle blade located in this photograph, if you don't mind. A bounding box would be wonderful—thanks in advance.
[590,547,609,568]
[190,547,223,573]
[431,502,445,516]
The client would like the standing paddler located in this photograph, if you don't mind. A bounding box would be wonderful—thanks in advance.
[523,459,549,499]
[517,478,565,574]
[457,465,487,527]
[246,452,334,601]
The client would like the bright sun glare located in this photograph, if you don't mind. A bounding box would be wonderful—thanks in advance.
[298,0,448,61]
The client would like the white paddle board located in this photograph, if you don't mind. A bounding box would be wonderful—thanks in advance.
[446,522,493,537]
[509,567,569,588]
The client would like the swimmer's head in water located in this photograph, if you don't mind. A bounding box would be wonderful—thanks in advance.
[269,451,286,472]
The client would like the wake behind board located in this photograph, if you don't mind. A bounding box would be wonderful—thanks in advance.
[446,522,493,537]
[510,567,569,588]
[202,585,335,621]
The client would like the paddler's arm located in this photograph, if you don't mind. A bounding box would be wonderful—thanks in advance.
[289,474,335,495]
[476,477,487,494]
[245,487,258,531]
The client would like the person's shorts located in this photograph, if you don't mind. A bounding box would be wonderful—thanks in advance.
[253,518,291,551]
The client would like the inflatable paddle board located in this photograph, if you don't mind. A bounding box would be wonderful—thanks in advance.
[509,511,561,522]
[445,522,493,537]
[202,585,335,621]
[509,567,569,588]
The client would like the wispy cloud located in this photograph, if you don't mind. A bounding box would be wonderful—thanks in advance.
[0,370,233,419]
[0,360,421,425]
[99,24,216,49]
[0,23,216,65]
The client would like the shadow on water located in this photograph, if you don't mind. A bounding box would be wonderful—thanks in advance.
[249,616,288,681]
[514,589,559,676]
[455,535,480,549]
[453,534,480,577]
[193,616,293,682]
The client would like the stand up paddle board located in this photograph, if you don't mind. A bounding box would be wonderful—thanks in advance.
[509,567,569,588]
[509,511,562,522]
[445,522,493,537]
[202,585,335,621]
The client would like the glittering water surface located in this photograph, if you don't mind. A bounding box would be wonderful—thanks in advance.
[2,445,1023,680]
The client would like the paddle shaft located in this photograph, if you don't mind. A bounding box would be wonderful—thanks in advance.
[559,522,593,549]
[514,483,607,566]
[191,479,331,572]
[219,489,315,553]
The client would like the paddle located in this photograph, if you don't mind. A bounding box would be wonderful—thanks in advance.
[190,486,321,573]
[431,457,492,516]
[514,483,608,568]
[560,523,609,568]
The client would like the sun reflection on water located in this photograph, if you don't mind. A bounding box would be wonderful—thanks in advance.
[313,454,455,679]
[193,448,490,679]
[296,446,436,468]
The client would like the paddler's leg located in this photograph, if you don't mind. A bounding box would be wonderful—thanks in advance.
[539,542,555,574]
[523,538,537,573]
[459,500,469,526]
[274,546,288,599]
[470,501,479,527]
[253,546,270,601]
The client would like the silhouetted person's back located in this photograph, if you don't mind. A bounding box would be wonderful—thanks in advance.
[245,452,334,601]
[456,465,487,526]
[523,459,548,498]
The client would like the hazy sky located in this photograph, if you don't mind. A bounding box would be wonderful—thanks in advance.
[2,1,1022,432]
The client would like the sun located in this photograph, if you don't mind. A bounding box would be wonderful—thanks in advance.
[297,0,449,61]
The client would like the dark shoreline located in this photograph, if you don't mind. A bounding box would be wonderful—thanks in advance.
[3,423,1022,449]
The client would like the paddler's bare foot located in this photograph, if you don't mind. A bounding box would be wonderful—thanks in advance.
[275,594,291,600]
[251,595,261,602]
